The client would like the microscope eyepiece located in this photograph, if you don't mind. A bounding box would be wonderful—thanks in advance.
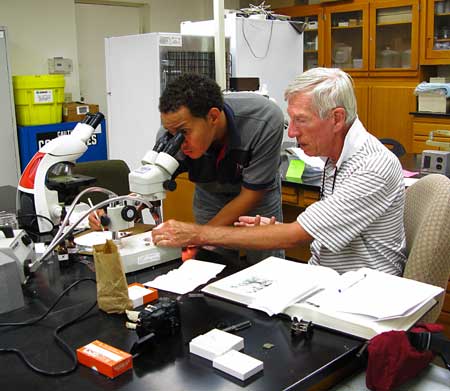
[87,112,104,129]
[153,132,173,153]
[163,132,185,156]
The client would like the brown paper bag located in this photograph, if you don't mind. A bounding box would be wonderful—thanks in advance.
[93,240,132,314]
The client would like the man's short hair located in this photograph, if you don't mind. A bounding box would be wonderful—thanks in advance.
[159,73,224,118]
[284,67,357,126]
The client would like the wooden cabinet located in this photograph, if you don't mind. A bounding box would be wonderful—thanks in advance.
[325,1,369,74]
[411,114,450,153]
[365,79,417,151]
[281,183,320,208]
[162,173,195,223]
[288,5,325,70]
[278,0,419,76]
[369,0,419,76]
[276,0,421,151]
[281,184,319,262]
[420,0,450,64]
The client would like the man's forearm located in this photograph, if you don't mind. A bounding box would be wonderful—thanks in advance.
[197,221,311,250]
[207,188,265,226]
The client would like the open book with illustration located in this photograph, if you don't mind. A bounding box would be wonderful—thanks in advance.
[201,257,444,339]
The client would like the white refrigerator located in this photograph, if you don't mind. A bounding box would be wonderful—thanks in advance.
[105,33,223,170]
[181,14,304,142]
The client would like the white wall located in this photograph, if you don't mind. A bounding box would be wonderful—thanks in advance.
[0,0,242,102]
[0,0,81,100]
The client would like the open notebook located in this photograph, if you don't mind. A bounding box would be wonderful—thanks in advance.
[202,257,443,340]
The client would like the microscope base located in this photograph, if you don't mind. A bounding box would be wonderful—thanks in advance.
[119,231,181,274]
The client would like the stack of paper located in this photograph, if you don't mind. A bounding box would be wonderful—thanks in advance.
[189,329,244,361]
[213,349,263,381]
[145,259,226,294]
[189,328,263,381]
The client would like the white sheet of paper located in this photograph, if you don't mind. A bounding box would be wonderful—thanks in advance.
[404,177,420,187]
[311,268,443,320]
[74,231,113,247]
[144,259,226,294]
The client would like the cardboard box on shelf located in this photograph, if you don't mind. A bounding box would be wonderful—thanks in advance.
[63,101,99,122]
[418,94,450,114]
[429,77,450,83]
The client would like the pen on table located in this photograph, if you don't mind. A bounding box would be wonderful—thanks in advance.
[222,320,252,333]
[338,273,367,293]
[88,197,104,231]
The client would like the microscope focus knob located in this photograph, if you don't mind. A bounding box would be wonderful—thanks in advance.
[21,234,32,246]
[163,180,177,192]
[100,214,111,227]
[121,205,137,222]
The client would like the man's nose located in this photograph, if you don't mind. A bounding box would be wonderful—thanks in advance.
[287,121,299,139]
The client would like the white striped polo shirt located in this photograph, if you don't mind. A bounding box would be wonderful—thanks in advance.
[298,118,406,275]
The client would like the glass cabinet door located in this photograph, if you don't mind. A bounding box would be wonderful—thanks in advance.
[325,4,368,72]
[371,1,418,71]
[292,10,324,71]
[425,0,450,59]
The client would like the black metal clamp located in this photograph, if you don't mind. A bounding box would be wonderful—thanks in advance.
[291,317,314,340]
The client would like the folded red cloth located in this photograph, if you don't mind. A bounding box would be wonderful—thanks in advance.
[365,323,443,391]
[411,323,444,333]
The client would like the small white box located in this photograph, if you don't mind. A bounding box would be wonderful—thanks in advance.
[128,283,158,308]
[213,350,263,381]
[429,77,450,83]
[418,94,450,114]
[189,329,244,361]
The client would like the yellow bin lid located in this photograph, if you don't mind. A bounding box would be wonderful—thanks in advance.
[12,74,65,89]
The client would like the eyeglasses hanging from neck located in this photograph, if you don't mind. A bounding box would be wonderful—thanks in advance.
[320,158,338,200]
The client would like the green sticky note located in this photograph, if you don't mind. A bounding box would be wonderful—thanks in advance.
[286,159,305,183]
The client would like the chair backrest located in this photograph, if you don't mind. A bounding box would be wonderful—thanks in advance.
[403,174,450,322]
[72,159,130,205]
[379,138,406,158]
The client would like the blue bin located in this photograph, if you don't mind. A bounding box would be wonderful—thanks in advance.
[18,119,107,171]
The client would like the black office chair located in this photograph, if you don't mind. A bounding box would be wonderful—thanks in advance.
[379,138,406,158]
[72,159,130,205]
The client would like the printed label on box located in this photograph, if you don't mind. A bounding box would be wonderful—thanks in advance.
[159,34,182,47]
[36,131,97,149]
[34,89,54,104]
[76,105,89,115]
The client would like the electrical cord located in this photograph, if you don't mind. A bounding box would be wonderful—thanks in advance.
[241,17,274,59]
[0,278,97,376]
[16,213,56,236]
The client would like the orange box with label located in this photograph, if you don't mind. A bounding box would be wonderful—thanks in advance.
[76,340,132,378]
[128,283,158,308]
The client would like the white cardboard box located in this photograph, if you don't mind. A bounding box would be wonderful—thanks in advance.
[418,94,450,113]
[213,350,263,381]
[189,329,244,361]
[429,77,450,83]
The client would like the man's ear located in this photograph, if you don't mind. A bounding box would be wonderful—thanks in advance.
[207,107,221,124]
[332,107,346,131]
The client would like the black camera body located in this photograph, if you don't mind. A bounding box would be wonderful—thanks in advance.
[135,297,180,339]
